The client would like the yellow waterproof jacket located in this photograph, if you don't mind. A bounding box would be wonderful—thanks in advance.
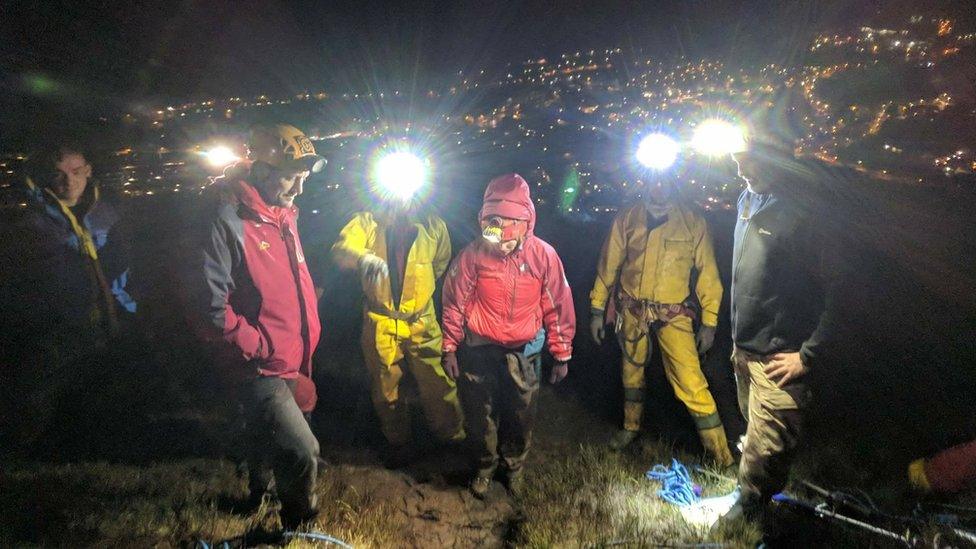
[332,211,451,319]
[589,202,723,327]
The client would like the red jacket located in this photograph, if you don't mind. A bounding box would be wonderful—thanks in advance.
[442,174,575,362]
[194,175,321,411]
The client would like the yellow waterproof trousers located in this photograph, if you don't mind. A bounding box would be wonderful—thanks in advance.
[361,305,464,447]
[618,309,733,465]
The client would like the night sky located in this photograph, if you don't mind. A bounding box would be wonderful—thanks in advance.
[0,0,969,145]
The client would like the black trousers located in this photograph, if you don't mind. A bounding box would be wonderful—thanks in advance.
[242,376,320,523]
[458,345,540,478]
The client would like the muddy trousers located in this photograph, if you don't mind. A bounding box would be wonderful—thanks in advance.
[243,376,320,524]
[458,345,540,479]
[619,312,733,465]
[734,352,809,507]
[362,316,464,447]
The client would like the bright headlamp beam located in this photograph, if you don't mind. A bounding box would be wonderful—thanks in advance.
[691,120,747,156]
[203,146,240,167]
[376,151,426,200]
[636,133,680,170]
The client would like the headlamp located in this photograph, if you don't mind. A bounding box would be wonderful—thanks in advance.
[635,133,680,170]
[374,151,427,201]
[691,119,747,156]
[481,216,526,243]
[203,146,240,168]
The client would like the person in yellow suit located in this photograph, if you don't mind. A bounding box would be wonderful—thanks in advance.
[589,178,733,465]
[331,151,464,466]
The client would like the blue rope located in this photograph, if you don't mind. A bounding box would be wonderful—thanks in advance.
[646,458,702,507]
[196,529,352,548]
[284,530,354,548]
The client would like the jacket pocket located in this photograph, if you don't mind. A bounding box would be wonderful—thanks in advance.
[256,322,275,360]
[662,238,694,282]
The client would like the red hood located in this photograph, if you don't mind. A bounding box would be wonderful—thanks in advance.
[479,173,536,234]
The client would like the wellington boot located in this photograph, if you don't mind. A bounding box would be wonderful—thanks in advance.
[470,476,492,500]
[609,429,640,451]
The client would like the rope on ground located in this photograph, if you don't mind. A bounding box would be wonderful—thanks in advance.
[646,458,702,507]
[195,529,353,549]
[599,541,728,548]
[284,530,355,548]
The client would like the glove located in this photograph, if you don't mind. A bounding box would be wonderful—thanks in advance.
[442,351,459,381]
[549,361,568,384]
[696,325,716,354]
[589,311,606,345]
[358,254,389,286]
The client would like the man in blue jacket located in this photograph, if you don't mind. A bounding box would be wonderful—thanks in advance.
[0,141,136,451]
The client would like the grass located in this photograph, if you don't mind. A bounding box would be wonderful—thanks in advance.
[0,458,404,548]
[2,384,974,548]
[0,441,755,548]
[513,440,757,548]
[3,430,975,547]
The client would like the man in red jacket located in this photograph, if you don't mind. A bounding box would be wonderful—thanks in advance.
[441,173,576,498]
[193,124,326,527]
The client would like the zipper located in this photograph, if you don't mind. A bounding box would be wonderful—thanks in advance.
[282,223,311,371]
[509,255,518,321]
[731,196,760,336]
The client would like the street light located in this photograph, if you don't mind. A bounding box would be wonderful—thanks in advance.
[691,119,747,156]
[203,146,240,167]
[373,151,428,201]
[635,133,680,170]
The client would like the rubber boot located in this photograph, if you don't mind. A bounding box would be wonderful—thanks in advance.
[505,468,525,497]
[609,429,640,451]
[699,424,735,467]
[623,399,643,431]
[470,475,492,499]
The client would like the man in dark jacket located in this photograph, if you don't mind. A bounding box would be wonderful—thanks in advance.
[2,142,135,344]
[191,124,326,528]
[717,131,842,537]
[0,142,136,451]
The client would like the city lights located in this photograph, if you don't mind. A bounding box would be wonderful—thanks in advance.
[691,119,747,156]
[373,151,428,201]
[203,146,240,167]
[3,15,966,203]
[635,133,680,170]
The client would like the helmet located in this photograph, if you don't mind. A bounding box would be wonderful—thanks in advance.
[247,124,326,174]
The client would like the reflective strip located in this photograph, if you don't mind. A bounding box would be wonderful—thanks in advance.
[543,285,567,356]
[623,388,645,402]
[692,412,723,430]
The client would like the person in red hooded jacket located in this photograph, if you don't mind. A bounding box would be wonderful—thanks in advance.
[441,173,576,498]
[191,124,326,528]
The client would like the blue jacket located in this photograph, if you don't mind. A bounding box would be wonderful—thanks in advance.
[1,178,135,344]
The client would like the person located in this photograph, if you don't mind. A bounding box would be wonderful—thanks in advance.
[589,177,733,465]
[330,157,464,467]
[441,173,576,498]
[190,123,326,528]
[0,141,136,451]
[2,141,136,345]
[716,127,842,539]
